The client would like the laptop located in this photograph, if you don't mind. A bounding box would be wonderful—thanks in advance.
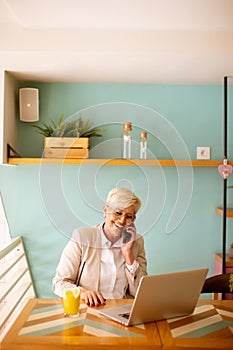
[98,268,208,326]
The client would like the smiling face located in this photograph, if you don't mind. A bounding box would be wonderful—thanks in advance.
[103,205,136,241]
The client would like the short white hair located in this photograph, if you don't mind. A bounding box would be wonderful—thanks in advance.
[105,187,141,213]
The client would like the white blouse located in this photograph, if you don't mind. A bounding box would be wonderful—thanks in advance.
[99,225,138,298]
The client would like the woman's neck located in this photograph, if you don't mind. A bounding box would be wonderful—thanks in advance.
[102,223,121,244]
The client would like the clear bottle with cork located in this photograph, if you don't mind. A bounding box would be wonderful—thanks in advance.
[122,122,132,158]
[140,131,147,159]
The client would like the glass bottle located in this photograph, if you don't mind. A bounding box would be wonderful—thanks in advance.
[140,132,147,159]
[122,122,132,159]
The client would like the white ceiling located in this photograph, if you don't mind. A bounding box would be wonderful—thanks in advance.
[0,0,233,84]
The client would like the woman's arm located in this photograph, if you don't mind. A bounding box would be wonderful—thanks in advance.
[52,238,82,297]
[124,234,147,297]
[52,228,106,306]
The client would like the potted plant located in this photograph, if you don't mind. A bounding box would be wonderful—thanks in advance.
[229,243,233,258]
[32,113,104,159]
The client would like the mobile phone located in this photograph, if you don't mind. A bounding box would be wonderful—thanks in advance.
[123,223,135,243]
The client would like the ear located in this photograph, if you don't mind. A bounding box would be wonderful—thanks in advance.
[103,206,107,217]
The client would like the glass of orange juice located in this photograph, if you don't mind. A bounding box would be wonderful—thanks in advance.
[63,287,81,317]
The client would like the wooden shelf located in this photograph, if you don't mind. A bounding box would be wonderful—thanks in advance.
[8,158,228,166]
[216,207,233,218]
[215,253,233,266]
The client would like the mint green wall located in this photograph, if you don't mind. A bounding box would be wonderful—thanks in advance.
[1,83,233,298]
[17,83,224,159]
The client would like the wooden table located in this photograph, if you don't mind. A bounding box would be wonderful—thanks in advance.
[1,299,233,350]
[1,298,160,349]
[158,300,233,350]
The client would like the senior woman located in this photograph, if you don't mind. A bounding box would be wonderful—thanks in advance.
[52,187,147,306]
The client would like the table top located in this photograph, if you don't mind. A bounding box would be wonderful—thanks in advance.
[158,299,233,350]
[1,299,233,350]
[1,298,160,350]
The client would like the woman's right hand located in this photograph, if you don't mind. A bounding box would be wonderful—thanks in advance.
[81,289,106,306]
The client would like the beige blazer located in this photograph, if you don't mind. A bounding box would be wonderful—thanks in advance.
[52,225,147,298]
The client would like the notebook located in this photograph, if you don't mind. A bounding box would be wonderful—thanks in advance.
[98,268,208,326]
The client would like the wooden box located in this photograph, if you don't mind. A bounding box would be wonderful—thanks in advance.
[44,137,89,159]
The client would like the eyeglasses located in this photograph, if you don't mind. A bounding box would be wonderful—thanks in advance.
[110,209,135,223]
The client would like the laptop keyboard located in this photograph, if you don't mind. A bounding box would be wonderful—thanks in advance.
[119,312,130,319]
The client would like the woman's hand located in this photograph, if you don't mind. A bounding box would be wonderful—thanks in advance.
[121,224,136,265]
[81,289,106,307]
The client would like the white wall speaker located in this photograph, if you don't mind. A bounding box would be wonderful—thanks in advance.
[19,88,39,122]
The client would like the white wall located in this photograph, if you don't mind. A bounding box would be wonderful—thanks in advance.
[2,71,18,164]
[0,69,4,163]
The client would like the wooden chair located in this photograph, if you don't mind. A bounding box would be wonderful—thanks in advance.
[201,273,233,293]
[0,237,35,340]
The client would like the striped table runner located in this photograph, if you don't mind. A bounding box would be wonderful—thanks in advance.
[168,304,233,339]
[18,302,146,338]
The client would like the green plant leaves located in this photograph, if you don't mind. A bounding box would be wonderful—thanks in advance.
[32,113,104,138]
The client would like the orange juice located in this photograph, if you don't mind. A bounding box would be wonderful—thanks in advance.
[63,287,80,317]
